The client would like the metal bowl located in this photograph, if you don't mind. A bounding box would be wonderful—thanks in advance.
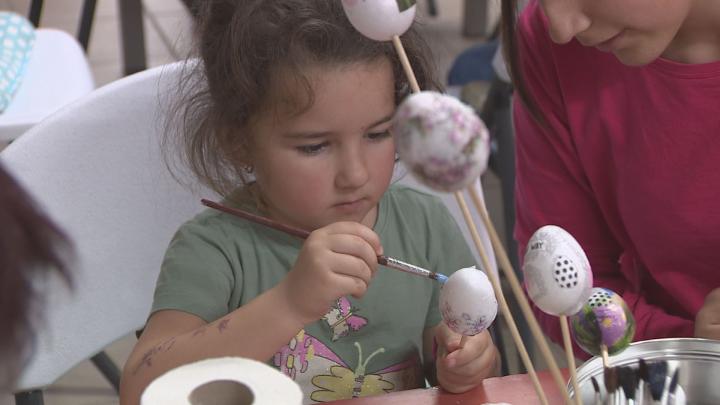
[568,338,720,405]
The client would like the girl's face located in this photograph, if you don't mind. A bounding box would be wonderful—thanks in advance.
[539,0,704,65]
[247,59,397,231]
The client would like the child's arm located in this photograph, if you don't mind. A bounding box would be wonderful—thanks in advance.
[119,284,304,405]
[120,221,382,405]
[428,323,500,394]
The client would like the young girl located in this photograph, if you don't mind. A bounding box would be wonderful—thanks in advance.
[501,0,720,357]
[120,1,499,403]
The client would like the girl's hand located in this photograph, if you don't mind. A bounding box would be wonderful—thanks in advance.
[695,288,720,340]
[279,221,382,325]
[435,323,499,394]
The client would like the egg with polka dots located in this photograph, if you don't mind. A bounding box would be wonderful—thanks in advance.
[522,225,593,316]
[570,287,636,356]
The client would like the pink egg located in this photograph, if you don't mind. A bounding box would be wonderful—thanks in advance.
[522,225,593,316]
[439,267,498,336]
[341,0,416,41]
[392,91,490,192]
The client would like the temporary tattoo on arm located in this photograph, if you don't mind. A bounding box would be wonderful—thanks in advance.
[192,326,208,337]
[217,318,230,332]
[133,319,230,375]
[132,337,177,375]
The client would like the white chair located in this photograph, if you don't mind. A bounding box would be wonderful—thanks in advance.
[1,61,213,404]
[0,28,94,142]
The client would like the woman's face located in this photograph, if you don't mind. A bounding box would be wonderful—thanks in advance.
[538,0,704,65]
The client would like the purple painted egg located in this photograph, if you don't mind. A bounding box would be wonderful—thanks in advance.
[570,287,636,356]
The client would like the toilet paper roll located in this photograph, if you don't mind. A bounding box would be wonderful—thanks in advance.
[141,357,303,405]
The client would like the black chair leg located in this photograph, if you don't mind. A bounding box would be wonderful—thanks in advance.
[118,0,147,76]
[28,0,43,27]
[91,351,121,393]
[15,390,44,405]
[427,0,438,16]
[77,0,98,51]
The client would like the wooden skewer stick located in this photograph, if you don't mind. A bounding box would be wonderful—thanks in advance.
[560,315,582,405]
[391,33,551,405]
[392,35,421,93]
[600,344,610,369]
[454,192,550,405]
[467,185,573,405]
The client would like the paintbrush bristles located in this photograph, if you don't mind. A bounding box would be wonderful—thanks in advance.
[604,366,619,394]
[618,365,639,401]
[647,360,668,401]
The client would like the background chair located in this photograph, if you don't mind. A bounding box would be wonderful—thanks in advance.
[0,27,94,143]
[2,61,213,404]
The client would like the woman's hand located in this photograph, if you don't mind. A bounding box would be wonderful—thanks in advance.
[695,288,720,340]
[435,323,500,393]
[278,221,382,325]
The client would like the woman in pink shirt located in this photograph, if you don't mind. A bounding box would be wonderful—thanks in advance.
[501,0,720,356]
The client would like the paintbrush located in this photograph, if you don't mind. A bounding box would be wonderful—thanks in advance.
[201,199,449,283]
[647,360,668,404]
[638,358,649,405]
[603,365,618,405]
[618,365,639,405]
[666,368,682,405]
[590,376,602,405]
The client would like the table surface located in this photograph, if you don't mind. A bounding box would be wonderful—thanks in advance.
[328,369,570,405]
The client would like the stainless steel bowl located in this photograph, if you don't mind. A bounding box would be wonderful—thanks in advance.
[568,338,720,405]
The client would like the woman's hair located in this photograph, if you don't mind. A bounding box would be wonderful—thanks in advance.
[0,164,71,389]
[501,0,545,124]
[165,0,439,197]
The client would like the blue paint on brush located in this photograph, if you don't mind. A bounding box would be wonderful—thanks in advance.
[436,273,448,284]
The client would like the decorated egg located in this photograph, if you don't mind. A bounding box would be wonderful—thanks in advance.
[570,287,636,356]
[522,225,593,316]
[341,0,417,42]
[439,267,498,336]
[392,91,490,192]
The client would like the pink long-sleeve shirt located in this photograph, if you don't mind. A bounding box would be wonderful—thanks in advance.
[514,0,720,358]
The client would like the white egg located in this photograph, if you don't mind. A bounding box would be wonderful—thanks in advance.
[341,0,417,41]
[439,267,498,336]
[522,225,593,316]
[392,91,490,192]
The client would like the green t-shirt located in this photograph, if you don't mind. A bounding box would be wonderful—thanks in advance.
[152,184,476,403]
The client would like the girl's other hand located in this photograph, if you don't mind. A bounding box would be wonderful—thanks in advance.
[279,221,382,325]
[695,288,720,340]
[435,323,499,393]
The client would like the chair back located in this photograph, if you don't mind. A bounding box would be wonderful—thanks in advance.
[1,61,213,390]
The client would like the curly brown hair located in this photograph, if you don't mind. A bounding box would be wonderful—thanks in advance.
[0,163,71,390]
[165,0,439,197]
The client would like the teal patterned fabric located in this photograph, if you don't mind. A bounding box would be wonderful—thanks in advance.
[0,12,35,113]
